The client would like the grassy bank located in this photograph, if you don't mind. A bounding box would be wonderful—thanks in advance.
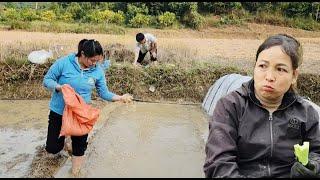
[1,21,126,35]
[0,61,319,105]
[0,61,245,102]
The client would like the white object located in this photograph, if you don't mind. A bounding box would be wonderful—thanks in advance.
[149,85,156,92]
[28,49,53,64]
[202,74,251,117]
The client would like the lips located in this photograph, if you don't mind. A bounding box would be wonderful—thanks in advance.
[262,85,274,92]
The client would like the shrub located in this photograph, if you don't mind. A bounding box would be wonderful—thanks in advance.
[101,10,125,25]
[3,8,20,21]
[129,13,150,28]
[126,4,149,22]
[40,10,56,22]
[254,11,287,26]
[288,17,320,31]
[84,10,125,25]
[20,8,39,21]
[84,10,104,23]
[59,12,74,23]
[158,11,176,28]
[65,2,83,20]
[183,11,205,30]
[112,11,125,25]
[101,9,115,23]
[219,13,245,26]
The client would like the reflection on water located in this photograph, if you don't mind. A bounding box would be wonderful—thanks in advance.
[83,102,208,178]
[0,100,49,178]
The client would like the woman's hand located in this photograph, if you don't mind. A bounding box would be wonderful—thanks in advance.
[120,94,133,103]
[55,84,62,92]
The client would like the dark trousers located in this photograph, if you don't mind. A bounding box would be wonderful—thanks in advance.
[137,49,157,64]
[45,110,88,156]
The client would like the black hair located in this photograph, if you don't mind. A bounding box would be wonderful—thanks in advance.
[136,33,145,42]
[76,39,88,57]
[256,34,302,70]
[76,39,103,58]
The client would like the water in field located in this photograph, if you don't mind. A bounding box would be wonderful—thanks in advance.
[0,100,49,178]
[0,100,209,178]
[79,102,208,178]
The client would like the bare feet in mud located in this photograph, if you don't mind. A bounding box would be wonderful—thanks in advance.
[71,155,85,177]
[27,145,69,178]
[64,136,72,156]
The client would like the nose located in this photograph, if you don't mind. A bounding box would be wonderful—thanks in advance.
[265,69,276,82]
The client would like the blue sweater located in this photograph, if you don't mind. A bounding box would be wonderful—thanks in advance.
[43,53,116,115]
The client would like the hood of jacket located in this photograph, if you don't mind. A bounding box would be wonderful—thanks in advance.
[67,53,98,73]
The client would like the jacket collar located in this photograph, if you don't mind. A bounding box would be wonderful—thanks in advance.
[68,53,97,72]
[241,79,298,110]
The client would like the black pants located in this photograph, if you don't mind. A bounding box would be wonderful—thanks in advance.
[137,49,157,64]
[45,110,88,156]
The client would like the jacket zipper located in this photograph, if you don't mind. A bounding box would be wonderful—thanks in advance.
[267,112,273,177]
[248,91,297,177]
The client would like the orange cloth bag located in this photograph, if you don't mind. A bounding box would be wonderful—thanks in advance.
[60,84,100,137]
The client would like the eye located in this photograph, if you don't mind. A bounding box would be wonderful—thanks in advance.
[258,64,267,68]
[277,67,288,72]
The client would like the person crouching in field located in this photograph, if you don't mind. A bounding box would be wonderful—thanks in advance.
[133,32,158,67]
[204,34,320,178]
[43,39,132,176]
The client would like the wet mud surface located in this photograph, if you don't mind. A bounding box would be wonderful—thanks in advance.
[0,100,118,178]
[0,100,49,178]
[1,100,208,178]
[55,102,208,178]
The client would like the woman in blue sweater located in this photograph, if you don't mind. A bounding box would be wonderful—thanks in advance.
[43,39,132,176]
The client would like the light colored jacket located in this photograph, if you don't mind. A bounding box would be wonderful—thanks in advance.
[43,53,115,115]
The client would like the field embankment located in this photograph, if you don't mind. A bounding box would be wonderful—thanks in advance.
[0,27,320,105]
[0,61,319,105]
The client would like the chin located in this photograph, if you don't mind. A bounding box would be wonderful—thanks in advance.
[261,93,282,101]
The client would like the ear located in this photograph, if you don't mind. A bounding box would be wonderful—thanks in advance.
[292,69,299,84]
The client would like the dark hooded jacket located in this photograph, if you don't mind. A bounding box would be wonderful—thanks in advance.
[204,79,320,178]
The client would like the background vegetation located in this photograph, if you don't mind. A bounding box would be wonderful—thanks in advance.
[1,2,320,33]
[1,60,319,105]
[1,2,320,105]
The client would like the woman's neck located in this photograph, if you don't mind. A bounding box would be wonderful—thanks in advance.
[77,56,86,69]
[255,93,283,113]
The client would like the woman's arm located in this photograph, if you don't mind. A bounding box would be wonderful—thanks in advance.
[204,97,244,178]
[291,106,320,178]
[95,71,132,103]
[43,59,64,92]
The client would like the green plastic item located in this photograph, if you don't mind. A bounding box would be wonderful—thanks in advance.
[294,141,309,166]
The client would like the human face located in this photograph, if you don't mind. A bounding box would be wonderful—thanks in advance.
[139,38,146,45]
[253,45,298,102]
[80,53,100,68]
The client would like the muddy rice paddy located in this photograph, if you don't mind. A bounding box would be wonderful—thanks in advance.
[0,100,208,178]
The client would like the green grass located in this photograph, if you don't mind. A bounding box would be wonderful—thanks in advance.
[3,20,127,35]
[2,10,320,32]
